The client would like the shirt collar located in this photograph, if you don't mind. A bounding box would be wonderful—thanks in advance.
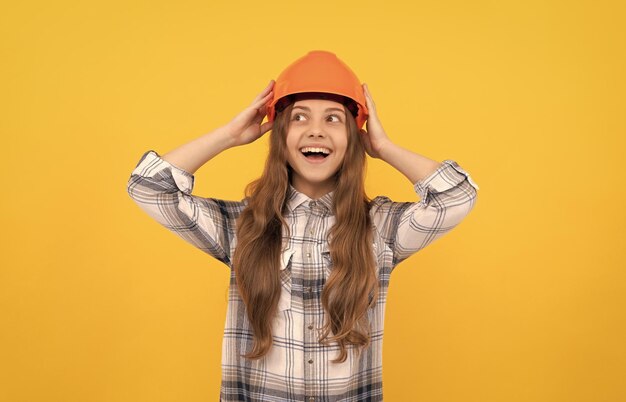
[286,183,335,215]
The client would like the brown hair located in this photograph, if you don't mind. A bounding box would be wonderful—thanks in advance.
[232,96,379,364]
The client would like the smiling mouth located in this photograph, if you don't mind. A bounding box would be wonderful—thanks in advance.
[301,151,329,161]
[300,147,331,161]
[299,150,331,164]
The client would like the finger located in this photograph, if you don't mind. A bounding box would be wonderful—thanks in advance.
[251,90,273,108]
[363,85,374,108]
[364,84,375,107]
[252,98,273,125]
[252,80,275,102]
[260,121,273,134]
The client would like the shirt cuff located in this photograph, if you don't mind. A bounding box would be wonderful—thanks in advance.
[132,149,195,194]
[413,159,479,201]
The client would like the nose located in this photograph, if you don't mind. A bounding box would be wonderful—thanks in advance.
[308,130,325,138]
[307,122,326,137]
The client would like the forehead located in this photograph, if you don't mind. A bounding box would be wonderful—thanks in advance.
[292,98,344,109]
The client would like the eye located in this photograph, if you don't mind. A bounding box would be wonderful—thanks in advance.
[328,114,342,123]
[292,113,342,122]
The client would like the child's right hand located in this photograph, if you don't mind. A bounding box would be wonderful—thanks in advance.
[224,80,275,147]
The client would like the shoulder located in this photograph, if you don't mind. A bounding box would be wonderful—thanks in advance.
[368,195,394,217]
[369,195,392,207]
[199,196,249,218]
[368,195,415,220]
[368,195,413,210]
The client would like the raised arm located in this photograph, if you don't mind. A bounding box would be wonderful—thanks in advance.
[126,80,276,266]
[361,83,480,268]
[160,79,276,173]
[370,158,479,267]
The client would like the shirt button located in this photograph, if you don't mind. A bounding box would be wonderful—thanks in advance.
[306,252,311,258]
[310,201,316,207]
[309,398,315,402]
[308,323,313,330]
[308,358,314,364]
[305,286,311,292]
[309,230,314,235]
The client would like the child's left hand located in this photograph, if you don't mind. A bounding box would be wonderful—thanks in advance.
[359,83,392,159]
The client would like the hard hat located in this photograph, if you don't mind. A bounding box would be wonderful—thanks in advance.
[266,50,369,129]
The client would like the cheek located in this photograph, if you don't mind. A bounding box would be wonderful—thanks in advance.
[337,140,349,157]
[285,131,300,149]
[284,135,296,154]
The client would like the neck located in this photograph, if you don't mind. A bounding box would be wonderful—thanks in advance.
[290,180,335,200]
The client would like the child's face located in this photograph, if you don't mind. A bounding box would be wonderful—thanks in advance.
[285,98,349,199]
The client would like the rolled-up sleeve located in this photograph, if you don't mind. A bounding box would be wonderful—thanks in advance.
[370,159,479,268]
[126,149,245,267]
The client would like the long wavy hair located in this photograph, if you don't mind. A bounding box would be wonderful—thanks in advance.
[232,94,379,364]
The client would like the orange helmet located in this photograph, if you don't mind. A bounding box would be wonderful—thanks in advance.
[266,50,369,129]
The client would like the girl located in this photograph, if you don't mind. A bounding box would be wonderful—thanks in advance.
[127,50,479,402]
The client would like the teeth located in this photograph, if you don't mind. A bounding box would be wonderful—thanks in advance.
[300,147,331,155]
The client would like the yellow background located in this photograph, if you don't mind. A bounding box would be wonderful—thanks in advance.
[1,0,624,401]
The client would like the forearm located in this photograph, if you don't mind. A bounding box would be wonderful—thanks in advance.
[161,125,237,175]
[378,141,443,184]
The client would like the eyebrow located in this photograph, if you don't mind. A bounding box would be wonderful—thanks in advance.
[292,106,346,115]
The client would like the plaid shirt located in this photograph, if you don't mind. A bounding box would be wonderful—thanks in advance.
[127,150,479,401]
